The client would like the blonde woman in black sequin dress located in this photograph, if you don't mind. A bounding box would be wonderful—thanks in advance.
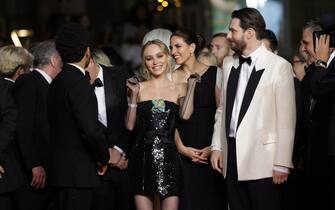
[125,39,199,210]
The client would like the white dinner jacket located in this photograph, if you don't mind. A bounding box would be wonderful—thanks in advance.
[211,45,296,181]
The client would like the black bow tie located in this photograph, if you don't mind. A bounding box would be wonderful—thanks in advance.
[93,78,103,88]
[239,56,252,65]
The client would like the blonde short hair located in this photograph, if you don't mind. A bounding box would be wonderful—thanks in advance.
[140,39,172,81]
[91,49,112,67]
[0,45,33,77]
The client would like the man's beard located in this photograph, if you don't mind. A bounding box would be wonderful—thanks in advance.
[231,38,247,53]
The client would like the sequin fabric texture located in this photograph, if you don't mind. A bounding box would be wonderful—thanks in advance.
[130,99,181,197]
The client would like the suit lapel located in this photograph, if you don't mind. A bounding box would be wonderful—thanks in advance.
[103,67,117,128]
[225,65,241,135]
[237,67,264,129]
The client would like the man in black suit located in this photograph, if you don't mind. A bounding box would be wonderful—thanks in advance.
[0,45,33,210]
[13,41,62,210]
[48,23,111,210]
[0,76,22,210]
[299,17,335,209]
[86,49,134,210]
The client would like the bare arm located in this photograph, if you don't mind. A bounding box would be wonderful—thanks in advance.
[174,129,207,164]
[125,77,140,131]
[178,74,200,120]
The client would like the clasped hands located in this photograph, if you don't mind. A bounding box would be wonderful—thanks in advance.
[182,146,211,164]
[98,148,128,175]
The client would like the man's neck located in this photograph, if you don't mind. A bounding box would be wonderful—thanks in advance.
[70,61,85,69]
[242,40,262,57]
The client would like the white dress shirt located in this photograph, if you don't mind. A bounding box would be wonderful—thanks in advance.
[93,66,126,156]
[94,66,107,127]
[229,45,263,137]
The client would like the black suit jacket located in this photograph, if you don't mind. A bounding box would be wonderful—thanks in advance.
[98,65,134,181]
[309,58,335,157]
[13,70,50,177]
[0,77,23,193]
[301,58,335,174]
[48,64,109,188]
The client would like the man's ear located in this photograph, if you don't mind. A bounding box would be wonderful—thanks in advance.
[190,43,196,54]
[246,28,255,40]
[85,47,91,59]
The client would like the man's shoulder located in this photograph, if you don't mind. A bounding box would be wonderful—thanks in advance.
[102,64,133,79]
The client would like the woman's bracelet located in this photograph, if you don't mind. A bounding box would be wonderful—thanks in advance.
[128,103,137,108]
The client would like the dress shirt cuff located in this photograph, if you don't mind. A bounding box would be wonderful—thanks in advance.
[273,165,290,174]
[113,146,126,157]
[211,145,222,152]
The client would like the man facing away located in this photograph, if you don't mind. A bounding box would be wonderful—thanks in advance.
[13,41,62,210]
[48,23,112,210]
[211,7,296,210]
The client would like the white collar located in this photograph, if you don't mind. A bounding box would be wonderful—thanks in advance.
[328,51,335,67]
[34,68,53,84]
[96,65,104,84]
[233,44,266,70]
[4,77,15,83]
[68,63,86,75]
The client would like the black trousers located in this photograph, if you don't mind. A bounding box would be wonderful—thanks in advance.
[15,184,47,210]
[54,187,93,210]
[226,137,281,210]
[0,191,15,210]
[91,169,133,210]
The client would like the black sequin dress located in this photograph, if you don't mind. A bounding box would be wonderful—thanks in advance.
[129,99,181,197]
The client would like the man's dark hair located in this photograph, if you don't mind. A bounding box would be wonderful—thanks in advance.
[212,32,227,38]
[55,22,89,63]
[231,7,266,40]
[263,29,278,52]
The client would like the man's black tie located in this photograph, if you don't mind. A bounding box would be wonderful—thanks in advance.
[93,78,103,88]
[239,56,252,65]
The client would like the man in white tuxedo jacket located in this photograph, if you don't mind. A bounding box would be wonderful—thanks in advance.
[210,8,296,210]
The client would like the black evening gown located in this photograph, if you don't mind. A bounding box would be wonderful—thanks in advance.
[130,99,181,198]
[178,66,227,210]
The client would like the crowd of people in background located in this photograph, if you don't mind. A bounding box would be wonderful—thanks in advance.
[0,6,335,210]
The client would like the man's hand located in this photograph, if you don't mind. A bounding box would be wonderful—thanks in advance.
[315,34,331,63]
[0,164,4,179]
[116,157,128,170]
[292,57,307,81]
[210,150,223,173]
[108,148,122,166]
[98,164,108,176]
[272,171,288,184]
[31,166,46,189]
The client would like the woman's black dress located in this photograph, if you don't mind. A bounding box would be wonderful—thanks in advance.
[130,99,181,198]
[178,66,226,210]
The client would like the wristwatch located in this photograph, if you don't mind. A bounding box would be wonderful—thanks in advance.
[315,59,327,68]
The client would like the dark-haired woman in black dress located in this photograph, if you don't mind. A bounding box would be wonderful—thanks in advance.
[170,29,227,210]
